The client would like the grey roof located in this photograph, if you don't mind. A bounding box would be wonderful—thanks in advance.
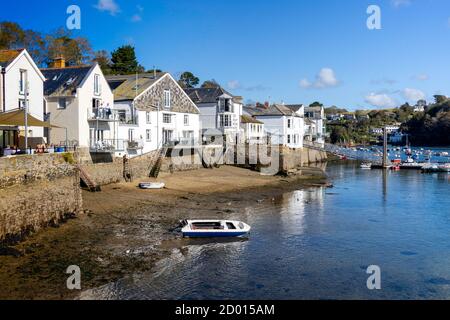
[285,104,305,112]
[184,87,235,104]
[305,106,323,112]
[106,72,167,101]
[241,115,264,124]
[41,66,94,97]
[244,104,299,117]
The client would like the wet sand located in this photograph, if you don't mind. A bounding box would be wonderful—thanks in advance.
[0,166,327,300]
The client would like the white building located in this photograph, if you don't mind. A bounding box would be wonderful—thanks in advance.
[185,87,244,144]
[244,104,303,149]
[304,105,326,147]
[0,49,46,150]
[107,73,200,157]
[240,115,265,144]
[42,61,115,153]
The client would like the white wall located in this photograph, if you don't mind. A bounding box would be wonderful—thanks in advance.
[4,51,44,140]
[47,64,114,148]
[255,115,303,149]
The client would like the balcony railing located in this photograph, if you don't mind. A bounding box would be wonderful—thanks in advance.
[88,108,119,122]
[90,139,125,153]
[126,140,144,150]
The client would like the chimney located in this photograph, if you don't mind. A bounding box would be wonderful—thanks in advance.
[50,56,66,69]
[264,101,270,109]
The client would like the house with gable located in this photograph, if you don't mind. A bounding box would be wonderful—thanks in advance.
[106,72,200,157]
[184,86,244,144]
[41,59,115,155]
[0,49,46,151]
[244,103,303,149]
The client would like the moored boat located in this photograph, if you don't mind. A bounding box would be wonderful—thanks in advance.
[139,182,166,189]
[181,220,251,238]
[360,162,372,170]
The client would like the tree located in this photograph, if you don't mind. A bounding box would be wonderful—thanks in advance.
[0,21,46,66]
[93,50,112,75]
[110,45,145,74]
[45,28,93,66]
[434,95,447,104]
[179,71,199,88]
[201,79,220,88]
[310,101,324,107]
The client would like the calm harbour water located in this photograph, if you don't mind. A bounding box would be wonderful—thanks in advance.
[83,161,450,300]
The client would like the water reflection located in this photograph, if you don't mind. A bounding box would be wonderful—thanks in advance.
[81,162,450,300]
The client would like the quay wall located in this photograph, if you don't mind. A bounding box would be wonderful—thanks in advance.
[0,153,82,243]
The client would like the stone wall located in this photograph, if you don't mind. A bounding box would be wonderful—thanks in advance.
[0,153,82,243]
[80,148,202,186]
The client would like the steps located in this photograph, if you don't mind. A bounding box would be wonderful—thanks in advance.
[150,147,168,178]
[77,165,101,192]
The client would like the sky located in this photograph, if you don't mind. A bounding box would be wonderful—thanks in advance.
[1,0,450,110]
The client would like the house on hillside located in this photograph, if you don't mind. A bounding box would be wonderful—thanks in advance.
[240,115,265,144]
[244,104,303,149]
[107,73,200,157]
[0,49,46,152]
[184,87,243,144]
[41,60,115,155]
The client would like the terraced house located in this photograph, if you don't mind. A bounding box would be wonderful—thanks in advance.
[184,86,244,144]
[41,59,115,157]
[107,73,200,157]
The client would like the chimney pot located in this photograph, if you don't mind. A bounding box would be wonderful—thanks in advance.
[50,56,66,69]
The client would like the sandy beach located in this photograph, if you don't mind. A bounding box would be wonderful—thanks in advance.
[0,166,327,300]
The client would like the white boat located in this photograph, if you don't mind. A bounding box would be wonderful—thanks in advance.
[181,220,251,238]
[139,182,165,189]
[360,162,372,169]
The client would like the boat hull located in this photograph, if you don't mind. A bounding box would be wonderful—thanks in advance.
[183,231,249,238]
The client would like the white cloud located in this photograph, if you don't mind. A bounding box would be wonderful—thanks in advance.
[95,0,120,15]
[300,68,339,89]
[402,88,426,102]
[365,93,397,108]
[391,0,411,8]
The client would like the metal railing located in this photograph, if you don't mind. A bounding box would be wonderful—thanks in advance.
[88,108,118,121]
[90,139,126,152]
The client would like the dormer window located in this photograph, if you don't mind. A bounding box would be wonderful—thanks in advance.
[220,99,232,113]
[164,90,171,109]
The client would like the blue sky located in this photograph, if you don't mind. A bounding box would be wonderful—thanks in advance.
[2,0,450,109]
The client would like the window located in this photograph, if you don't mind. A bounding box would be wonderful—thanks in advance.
[184,115,189,126]
[118,110,127,123]
[287,119,292,129]
[128,129,134,142]
[220,114,232,127]
[164,90,171,108]
[57,98,67,110]
[287,135,291,144]
[19,99,26,109]
[19,70,27,94]
[94,74,101,95]
[146,112,151,124]
[163,113,172,124]
[146,129,151,142]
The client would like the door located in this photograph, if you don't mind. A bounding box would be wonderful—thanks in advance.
[163,130,173,145]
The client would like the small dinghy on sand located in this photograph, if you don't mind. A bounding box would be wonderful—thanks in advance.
[181,220,251,238]
[139,182,165,189]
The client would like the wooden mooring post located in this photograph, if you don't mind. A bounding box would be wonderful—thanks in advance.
[382,127,389,169]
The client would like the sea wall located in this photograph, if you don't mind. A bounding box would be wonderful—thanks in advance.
[80,148,203,186]
[0,153,82,243]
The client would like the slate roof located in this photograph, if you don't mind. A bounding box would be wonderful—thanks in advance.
[241,115,263,124]
[106,73,167,101]
[184,87,235,104]
[244,104,299,117]
[0,49,24,68]
[41,65,94,97]
[285,104,305,112]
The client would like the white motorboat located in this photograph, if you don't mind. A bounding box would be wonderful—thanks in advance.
[181,220,251,238]
[360,162,372,169]
[139,182,165,189]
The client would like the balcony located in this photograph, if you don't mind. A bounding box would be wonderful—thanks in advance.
[88,108,119,122]
[90,139,125,153]
[126,140,144,150]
